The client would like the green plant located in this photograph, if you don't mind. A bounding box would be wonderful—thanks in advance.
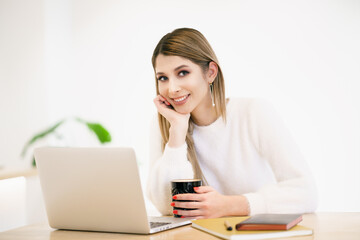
[21,117,112,167]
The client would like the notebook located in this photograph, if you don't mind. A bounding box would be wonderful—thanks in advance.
[34,147,190,234]
[236,214,303,230]
[192,217,313,240]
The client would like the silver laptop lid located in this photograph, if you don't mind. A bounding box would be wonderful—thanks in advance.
[34,147,151,234]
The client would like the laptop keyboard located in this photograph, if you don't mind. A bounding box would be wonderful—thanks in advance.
[150,222,171,229]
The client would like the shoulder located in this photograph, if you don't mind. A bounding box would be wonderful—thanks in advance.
[226,98,282,134]
[226,97,274,119]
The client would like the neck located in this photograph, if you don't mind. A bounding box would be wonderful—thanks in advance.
[191,97,218,126]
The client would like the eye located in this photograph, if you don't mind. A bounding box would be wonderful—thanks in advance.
[179,70,189,77]
[157,76,168,82]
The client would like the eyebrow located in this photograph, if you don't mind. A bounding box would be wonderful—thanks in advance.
[156,65,189,76]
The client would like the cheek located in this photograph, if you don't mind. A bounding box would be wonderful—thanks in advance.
[158,83,167,96]
[191,79,209,97]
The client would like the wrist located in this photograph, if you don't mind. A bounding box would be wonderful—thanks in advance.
[224,195,250,216]
[168,125,188,148]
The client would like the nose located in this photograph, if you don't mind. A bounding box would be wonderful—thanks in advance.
[168,79,181,93]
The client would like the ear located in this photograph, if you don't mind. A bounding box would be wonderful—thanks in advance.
[207,61,218,84]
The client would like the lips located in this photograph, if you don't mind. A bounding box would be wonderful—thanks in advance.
[172,94,190,105]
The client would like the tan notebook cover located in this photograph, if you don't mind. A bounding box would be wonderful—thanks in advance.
[192,217,313,240]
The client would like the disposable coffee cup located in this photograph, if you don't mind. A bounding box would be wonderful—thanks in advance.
[171,179,202,218]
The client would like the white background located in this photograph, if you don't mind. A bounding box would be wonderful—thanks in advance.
[1,0,359,230]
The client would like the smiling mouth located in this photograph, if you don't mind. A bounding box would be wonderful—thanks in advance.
[172,94,190,105]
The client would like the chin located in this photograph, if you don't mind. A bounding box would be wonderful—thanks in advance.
[174,106,192,114]
[175,109,191,114]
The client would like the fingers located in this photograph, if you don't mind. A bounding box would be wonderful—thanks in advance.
[154,95,171,107]
[171,186,223,219]
[154,95,178,118]
[194,186,214,194]
[160,96,171,106]
[173,193,203,201]
[172,186,214,201]
[172,200,201,209]
[171,193,208,218]
[171,194,204,218]
[153,95,166,109]
[173,209,202,218]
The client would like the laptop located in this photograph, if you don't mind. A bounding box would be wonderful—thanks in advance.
[34,147,191,234]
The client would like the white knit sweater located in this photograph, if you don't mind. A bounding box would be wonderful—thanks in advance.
[146,98,317,216]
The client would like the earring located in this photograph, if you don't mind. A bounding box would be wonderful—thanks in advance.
[210,83,215,107]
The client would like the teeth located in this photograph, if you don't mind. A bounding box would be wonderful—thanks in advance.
[174,95,188,102]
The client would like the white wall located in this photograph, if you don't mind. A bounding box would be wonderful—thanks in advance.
[0,0,47,168]
[1,0,359,231]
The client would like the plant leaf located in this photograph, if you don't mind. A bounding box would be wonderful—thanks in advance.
[85,122,112,143]
[75,118,111,144]
[32,156,36,167]
[21,120,66,158]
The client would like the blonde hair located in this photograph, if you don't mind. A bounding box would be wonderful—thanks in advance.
[152,28,226,184]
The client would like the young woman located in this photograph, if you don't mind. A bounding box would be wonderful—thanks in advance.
[146,28,317,219]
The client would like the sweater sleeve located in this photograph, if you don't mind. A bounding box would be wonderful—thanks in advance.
[146,115,194,215]
[243,99,318,215]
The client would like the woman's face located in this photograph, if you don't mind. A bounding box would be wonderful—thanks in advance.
[155,54,213,114]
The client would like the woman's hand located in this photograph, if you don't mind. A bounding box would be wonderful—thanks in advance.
[171,186,250,219]
[153,95,190,147]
